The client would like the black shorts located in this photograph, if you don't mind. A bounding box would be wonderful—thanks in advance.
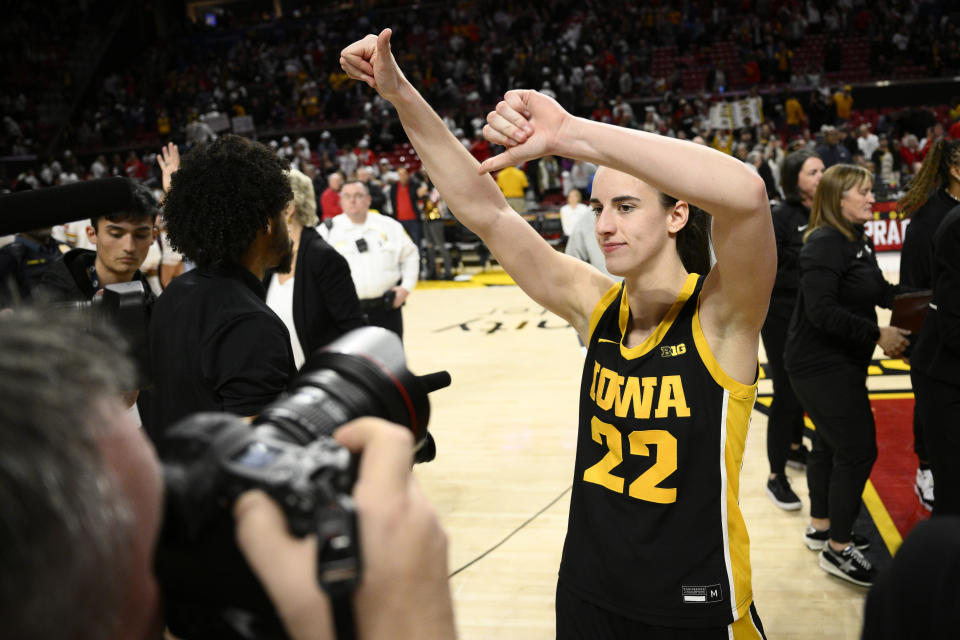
[556,580,766,640]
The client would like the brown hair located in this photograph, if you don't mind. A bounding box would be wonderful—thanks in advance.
[658,192,712,275]
[806,164,873,242]
[897,139,960,215]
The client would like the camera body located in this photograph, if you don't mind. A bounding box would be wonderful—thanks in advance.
[69,280,153,386]
[158,327,449,639]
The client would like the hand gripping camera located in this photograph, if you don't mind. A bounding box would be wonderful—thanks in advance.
[157,327,450,640]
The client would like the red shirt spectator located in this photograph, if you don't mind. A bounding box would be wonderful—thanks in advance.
[395,182,416,221]
[320,172,344,220]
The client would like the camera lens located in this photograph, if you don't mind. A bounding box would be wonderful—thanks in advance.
[255,327,437,446]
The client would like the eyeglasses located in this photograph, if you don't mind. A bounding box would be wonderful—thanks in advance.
[340,193,369,200]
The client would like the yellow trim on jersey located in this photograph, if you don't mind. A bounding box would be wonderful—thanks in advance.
[692,298,759,399]
[729,604,765,639]
[617,273,700,359]
[723,389,757,620]
[588,282,624,343]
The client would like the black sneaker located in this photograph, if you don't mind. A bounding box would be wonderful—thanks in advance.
[819,544,875,587]
[803,526,871,552]
[766,474,802,511]
[786,444,809,470]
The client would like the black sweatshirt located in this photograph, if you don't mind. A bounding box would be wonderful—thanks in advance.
[768,199,810,320]
[784,225,901,377]
[900,188,959,288]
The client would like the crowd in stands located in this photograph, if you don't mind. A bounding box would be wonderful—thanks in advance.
[2,0,959,164]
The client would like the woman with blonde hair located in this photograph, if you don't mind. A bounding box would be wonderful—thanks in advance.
[784,164,910,587]
[897,138,960,510]
[264,168,365,369]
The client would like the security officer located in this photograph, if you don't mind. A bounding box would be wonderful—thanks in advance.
[319,180,419,339]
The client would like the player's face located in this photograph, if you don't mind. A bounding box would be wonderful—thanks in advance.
[589,167,686,277]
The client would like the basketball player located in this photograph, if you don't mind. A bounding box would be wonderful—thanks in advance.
[341,30,774,638]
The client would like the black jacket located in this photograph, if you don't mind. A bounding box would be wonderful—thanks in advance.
[900,189,958,288]
[264,226,366,360]
[768,199,810,320]
[34,248,154,304]
[911,207,960,385]
[388,178,423,220]
[0,235,71,306]
[785,226,901,377]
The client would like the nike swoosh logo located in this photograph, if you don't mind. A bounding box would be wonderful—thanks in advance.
[856,250,864,258]
[598,338,620,345]
[797,224,808,231]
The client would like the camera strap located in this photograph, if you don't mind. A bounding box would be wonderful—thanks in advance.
[331,594,356,640]
[317,494,361,640]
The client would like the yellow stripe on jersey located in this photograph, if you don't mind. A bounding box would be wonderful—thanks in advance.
[691,290,760,622]
[617,273,700,359]
[588,282,624,344]
[722,388,757,620]
[691,298,759,399]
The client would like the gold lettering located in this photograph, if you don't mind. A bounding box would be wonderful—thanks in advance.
[590,361,601,402]
[614,376,658,419]
[596,368,622,411]
[654,375,691,418]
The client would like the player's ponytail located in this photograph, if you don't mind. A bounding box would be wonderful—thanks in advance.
[898,139,960,215]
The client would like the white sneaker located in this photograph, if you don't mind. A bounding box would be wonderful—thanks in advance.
[915,468,935,511]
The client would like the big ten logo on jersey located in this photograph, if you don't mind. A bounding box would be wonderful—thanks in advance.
[584,361,691,504]
[436,305,570,333]
[660,343,686,357]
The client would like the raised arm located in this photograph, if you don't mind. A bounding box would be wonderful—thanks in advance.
[157,142,181,194]
[340,30,610,334]
[481,90,776,336]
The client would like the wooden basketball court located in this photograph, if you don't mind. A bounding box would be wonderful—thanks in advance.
[402,267,905,640]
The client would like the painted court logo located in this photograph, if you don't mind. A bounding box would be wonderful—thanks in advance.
[682,584,723,604]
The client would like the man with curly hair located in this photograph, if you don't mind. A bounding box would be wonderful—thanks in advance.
[145,135,296,439]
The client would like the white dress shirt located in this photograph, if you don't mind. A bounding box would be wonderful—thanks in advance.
[317,211,419,300]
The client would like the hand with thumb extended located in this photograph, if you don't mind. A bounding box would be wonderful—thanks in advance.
[478,89,573,175]
[340,29,407,102]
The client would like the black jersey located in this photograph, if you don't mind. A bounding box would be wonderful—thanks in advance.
[559,273,758,627]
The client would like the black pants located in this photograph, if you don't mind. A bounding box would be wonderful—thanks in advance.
[363,304,403,340]
[424,219,452,278]
[911,368,960,516]
[556,581,766,640]
[760,313,805,475]
[790,366,877,541]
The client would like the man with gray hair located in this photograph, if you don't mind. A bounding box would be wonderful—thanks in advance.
[0,311,164,640]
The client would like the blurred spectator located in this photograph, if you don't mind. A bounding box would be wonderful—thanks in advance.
[320,171,344,220]
[816,126,852,168]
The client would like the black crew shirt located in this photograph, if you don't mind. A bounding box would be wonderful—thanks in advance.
[769,199,810,320]
[901,189,958,288]
[146,263,295,438]
[785,226,900,377]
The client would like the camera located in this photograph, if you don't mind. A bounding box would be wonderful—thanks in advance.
[67,280,153,386]
[157,327,450,639]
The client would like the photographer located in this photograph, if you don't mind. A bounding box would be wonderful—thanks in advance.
[0,311,164,640]
[147,135,297,436]
[0,310,457,640]
[33,177,158,304]
[234,418,456,640]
